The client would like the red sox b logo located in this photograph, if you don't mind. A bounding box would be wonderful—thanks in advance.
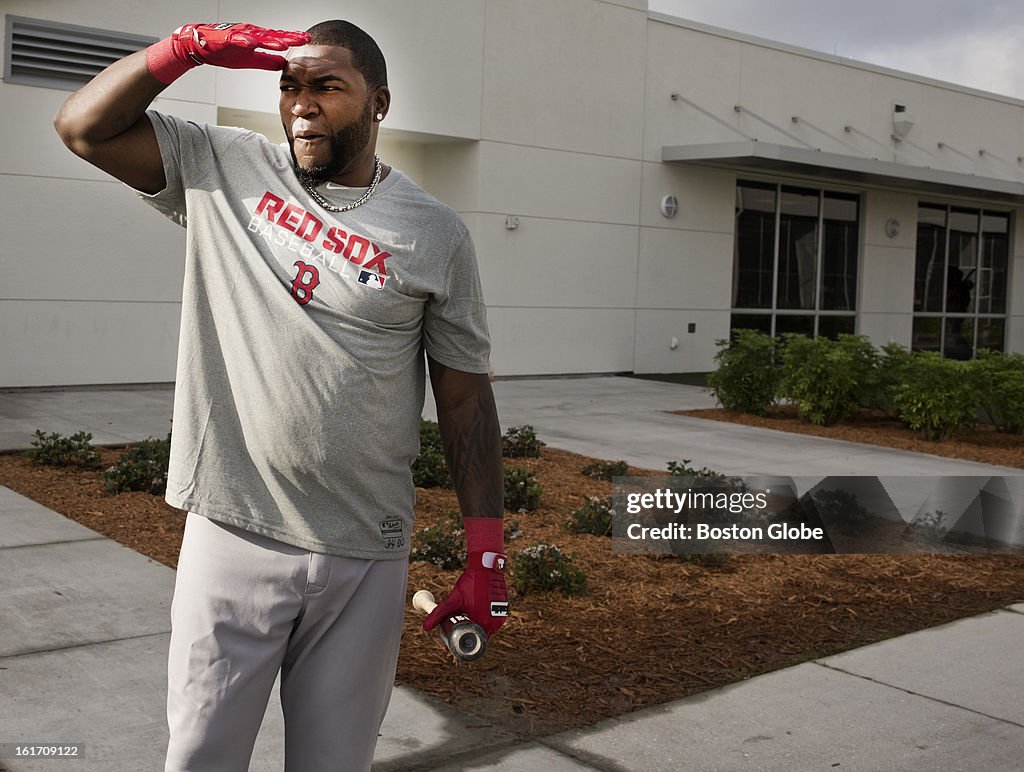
[291,261,320,305]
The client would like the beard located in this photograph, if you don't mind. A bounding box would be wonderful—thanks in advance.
[290,99,373,188]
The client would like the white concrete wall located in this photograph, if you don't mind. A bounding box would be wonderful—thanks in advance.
[468,0,649,376]
[645,14,1024,179]
[857,190,918,348]
[633,163,735,372]
[420,141,481,212]
[0,0,219,387]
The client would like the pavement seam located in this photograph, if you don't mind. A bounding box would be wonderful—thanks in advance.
[813,661,1024,729]
[376,727,626,770]
[375,738,530,771]
[0,630,170,661]
[0,536,108,550]
[535,737,635,772]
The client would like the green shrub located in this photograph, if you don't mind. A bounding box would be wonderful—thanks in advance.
[780,334,878,425]
[102,436,170,495]
[972,349,1024,434]
[666,459,725,481]
[502,425,545,458]
[567,496,614,536]
[504,518,523,541]
[893,352,981,440]
[504,467,542,512]
[903,510,949,545]
[25,430,99,467]
[706,329,781,415]
[411,444,450,488]
[580,459,629,480]
[810,488,873,537]
[867,342,914,417]
[412,419,451,488]
[512,544,586,596]
[411,514,466,569]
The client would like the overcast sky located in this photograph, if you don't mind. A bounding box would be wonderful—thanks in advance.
[648,0,1024,100]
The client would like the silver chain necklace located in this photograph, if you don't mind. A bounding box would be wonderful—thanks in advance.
[302,155,382,213]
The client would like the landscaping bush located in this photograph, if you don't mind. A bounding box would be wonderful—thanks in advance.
[810,487,873,537]
[866,342,915,417]
[411,514,466,569]
[566,496,614,536]
[412,419,451,488]
[666,459,726,481]
[580,459,628,481]
[903,510,950,545]
[892,352,981,440]
[972,349,1024,434]
[102,436,170,495]
[502,425,545,458]
[512,544,586,596]
[25,430,99,468]
[780,333,878,425]
[706,329,781,415]
[504,518,523,541]
[504,466,542,512]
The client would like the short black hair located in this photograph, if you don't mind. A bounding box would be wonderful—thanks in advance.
[307,20,387,89]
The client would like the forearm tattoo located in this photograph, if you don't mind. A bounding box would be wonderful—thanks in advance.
[437,380,503,517]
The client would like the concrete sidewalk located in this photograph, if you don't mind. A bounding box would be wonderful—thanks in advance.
[1,378,1022,771]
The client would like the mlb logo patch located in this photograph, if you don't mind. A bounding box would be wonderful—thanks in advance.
[358,270,386,290]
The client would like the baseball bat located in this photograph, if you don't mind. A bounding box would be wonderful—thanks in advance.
[412,589,488,662]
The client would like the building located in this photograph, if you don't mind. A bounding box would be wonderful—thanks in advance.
[2,0,1022,388]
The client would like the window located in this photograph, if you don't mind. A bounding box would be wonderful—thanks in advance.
[3,16,155,91]
[912,203,1009,358]
[732,181,859,338]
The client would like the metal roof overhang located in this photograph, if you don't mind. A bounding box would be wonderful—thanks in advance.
[662,141,1024,203]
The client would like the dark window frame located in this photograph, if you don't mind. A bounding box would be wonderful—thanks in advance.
[732,180,860,339]
[912,202,1010,358]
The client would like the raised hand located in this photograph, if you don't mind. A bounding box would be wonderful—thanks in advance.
[147,23,311,84]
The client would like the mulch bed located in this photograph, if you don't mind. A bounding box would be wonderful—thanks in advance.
[677,405,1024,469]
[2,440,1024,737]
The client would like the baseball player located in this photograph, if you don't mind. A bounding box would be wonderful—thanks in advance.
[54,20,508,771]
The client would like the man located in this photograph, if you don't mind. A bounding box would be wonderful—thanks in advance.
[54,20,508,771]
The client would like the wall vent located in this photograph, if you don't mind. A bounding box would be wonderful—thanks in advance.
[4,15,156,91]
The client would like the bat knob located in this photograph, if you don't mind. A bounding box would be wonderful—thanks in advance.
[412,589,437,614]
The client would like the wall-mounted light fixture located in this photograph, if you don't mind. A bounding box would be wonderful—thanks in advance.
[885,218,901,239]
[505,215,520,230]
[892,103,914,138]
[660,195,679,219]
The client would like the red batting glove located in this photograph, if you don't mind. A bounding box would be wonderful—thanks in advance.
[146,23,311,84]
[423,517,509,637]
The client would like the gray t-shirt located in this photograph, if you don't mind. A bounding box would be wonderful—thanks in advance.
[139,111,490,559]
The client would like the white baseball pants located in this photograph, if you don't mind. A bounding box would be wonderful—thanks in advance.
[164,513,408,772]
